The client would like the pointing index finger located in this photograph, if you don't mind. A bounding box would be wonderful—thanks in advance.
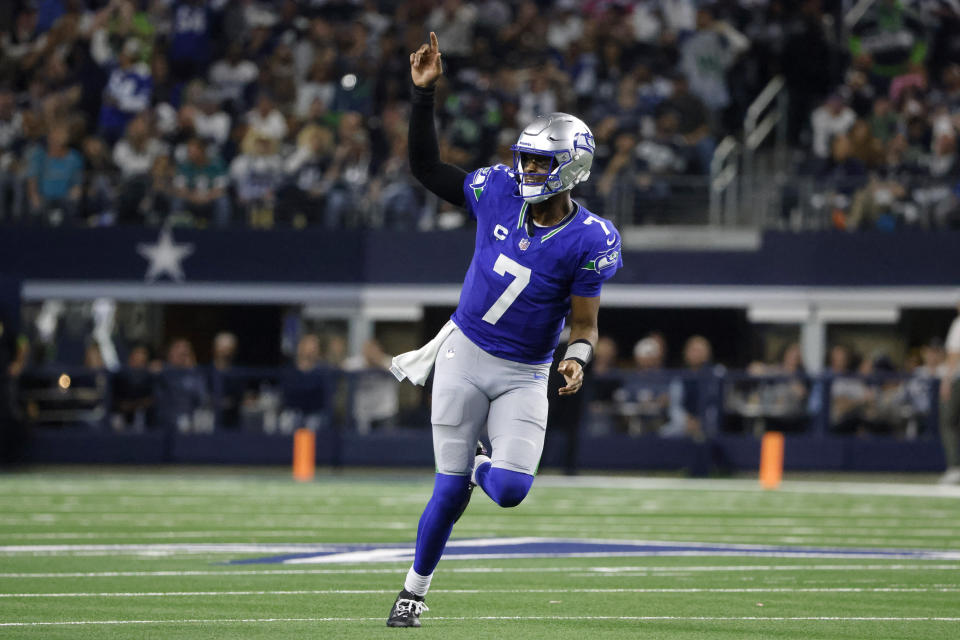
[430,31,439,52]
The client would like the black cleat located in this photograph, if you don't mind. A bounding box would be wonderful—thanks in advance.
[386,589,429,627]
[452,441,488,523]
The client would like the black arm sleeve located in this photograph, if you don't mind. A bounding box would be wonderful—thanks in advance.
[409,85,468,207]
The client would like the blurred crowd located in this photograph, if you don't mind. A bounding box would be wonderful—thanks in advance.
[586,330,945,441]
[794,0,960,230]
[11,320,403,434]
[0,0,888,231]
[6,303,950,442]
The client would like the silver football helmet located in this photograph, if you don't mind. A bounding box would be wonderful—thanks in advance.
[511,112,595,203]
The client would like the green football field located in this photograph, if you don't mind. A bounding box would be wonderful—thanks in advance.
[1,468,959,639]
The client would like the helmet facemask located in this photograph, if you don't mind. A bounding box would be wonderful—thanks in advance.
[512,148,573,204]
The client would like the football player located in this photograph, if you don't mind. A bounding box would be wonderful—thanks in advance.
[387,32,622,627]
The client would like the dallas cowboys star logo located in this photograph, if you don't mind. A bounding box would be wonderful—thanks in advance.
[137,227,195,282]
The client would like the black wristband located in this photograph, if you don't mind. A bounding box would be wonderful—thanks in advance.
[411,84,436,106]
[564,357,587,368]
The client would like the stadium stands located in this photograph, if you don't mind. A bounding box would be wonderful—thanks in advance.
[2,1,960,472]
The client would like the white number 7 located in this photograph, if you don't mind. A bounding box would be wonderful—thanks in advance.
[583,215,610,235]
[482,253,531,325]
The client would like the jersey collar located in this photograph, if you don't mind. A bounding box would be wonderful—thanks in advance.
[517,201,580,243]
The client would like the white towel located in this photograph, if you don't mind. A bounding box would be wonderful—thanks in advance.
[390,320,457,386]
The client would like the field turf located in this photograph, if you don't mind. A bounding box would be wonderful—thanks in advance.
[1,468,959,639]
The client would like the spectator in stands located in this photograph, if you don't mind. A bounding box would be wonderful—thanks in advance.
[168,0,221,82]
[84,342,105,370]
[744,341,809,433]
[80,134,117,225]
[245,91,288,144]
[603,76,644,133]
[179,86,232,151]
[95,38,152,145]
[343,338,398,434]
[583,335,620,436]
[113,113,167,224]
[293,17,334,83]
[869,97,899,144]
[810,93,857,163]
[295,54,338,120]
[0,6,39,83]
[634,62,671,119]
[280,124,334,228]
[848,119,884,169]
[593,335,618,376]
[937,63,960,112]
[820,344,870,434]
[940,301,960,484]
[596,129,640,227]
[324,111,372,228]
[849,0,929,91]
[26,122,83,226]
[369,128,422,230]
[157,337,208,432]
[0,88,24,222]
[860,352,912,436]
[636,111,688,206]
[517,69,561,130]
[656,72,716,175]
[665,335,717,440]
[324,333,348,369]
[425,0,478,75]
[112,343,156,432]
[820,132,868,194]
[906,338,944,423]
[230,131,283,227]
[207,331,244,430]
[142,153,175,224]
[280,333,332,432]
[616,335,671,436]
[265,41,298,113]
[172,136,230,227]
[679,6,749,129]
[843,69,877,118]
[209,42,258,112]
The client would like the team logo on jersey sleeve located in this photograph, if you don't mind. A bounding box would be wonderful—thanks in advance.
[470,167,492,201]
[582,247,620,272]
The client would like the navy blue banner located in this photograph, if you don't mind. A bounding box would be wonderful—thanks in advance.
[2,228,960,286]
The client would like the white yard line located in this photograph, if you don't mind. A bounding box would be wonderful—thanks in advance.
[2,523,956,538]
[6,474,960,499]
[3,563,958,578]
[2,616,960,627]
[3,587,960,598]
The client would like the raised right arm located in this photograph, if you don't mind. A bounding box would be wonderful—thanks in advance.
[408,32,466,207]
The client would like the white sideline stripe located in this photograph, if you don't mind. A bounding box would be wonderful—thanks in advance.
[3,564,958,578]
[3,616,960,627]
[4,587,960,598]
[7,474,960,498]
[533,476,960,499]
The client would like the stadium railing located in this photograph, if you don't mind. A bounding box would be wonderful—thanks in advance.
[13,366,939,441]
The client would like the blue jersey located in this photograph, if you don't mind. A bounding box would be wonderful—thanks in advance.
[451,165,622,365]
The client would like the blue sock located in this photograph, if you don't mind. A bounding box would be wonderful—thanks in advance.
[412,473,472,576]
[474,464,534,508]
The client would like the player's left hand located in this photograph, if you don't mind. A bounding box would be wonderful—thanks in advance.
[557,359,584,396]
